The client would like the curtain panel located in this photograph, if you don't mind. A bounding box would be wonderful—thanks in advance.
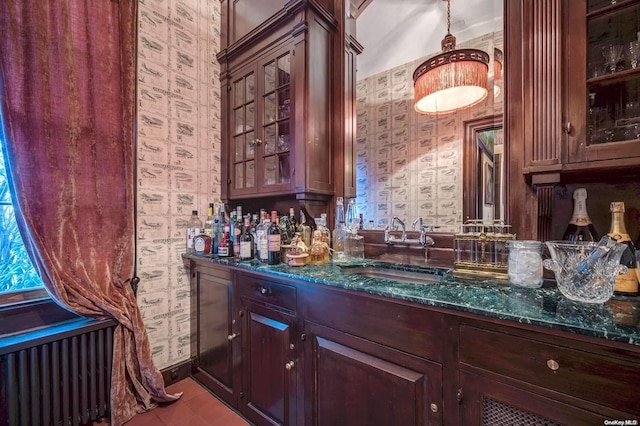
[0,1,180,424]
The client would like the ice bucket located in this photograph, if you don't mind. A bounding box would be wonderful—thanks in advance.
[543,240,628,303]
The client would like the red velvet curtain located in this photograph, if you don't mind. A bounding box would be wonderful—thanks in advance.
[0,1,179,424]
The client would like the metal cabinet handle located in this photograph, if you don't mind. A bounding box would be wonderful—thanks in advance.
[456,388,463,403]
[258,285,272,296]
[228,333,240,341]
[285,361,295,370]
[430,403,438,413]
[563,122,572,135]
[547,359,560,371]
[255,138,263,145]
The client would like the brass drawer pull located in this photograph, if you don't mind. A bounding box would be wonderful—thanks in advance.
[285,361,295,370]
[228,333,240,341]
[547,359,560,371]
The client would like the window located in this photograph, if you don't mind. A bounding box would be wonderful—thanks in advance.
[0,130,43,294]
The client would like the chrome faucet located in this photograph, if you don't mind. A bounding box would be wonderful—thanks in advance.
[384,216,406,244]
[412,217,435,247]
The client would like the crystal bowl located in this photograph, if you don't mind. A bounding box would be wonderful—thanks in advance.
[543,240,628,303]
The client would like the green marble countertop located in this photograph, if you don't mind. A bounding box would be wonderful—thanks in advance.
[186,255,640,347]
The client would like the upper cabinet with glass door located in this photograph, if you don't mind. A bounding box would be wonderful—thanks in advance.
[218,1,342,202]
[229,50,293,197]
[566,0,640,170]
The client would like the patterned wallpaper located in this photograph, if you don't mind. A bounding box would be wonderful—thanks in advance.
[355,32,503,233]
[135,0,221,369]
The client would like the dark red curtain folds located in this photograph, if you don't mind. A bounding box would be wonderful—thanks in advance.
[0,1,180,424]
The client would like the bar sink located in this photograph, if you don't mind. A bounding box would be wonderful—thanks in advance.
[339,264,444,285]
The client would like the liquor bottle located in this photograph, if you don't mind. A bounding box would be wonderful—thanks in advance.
[233,206,243,259]
[608,201,639,296]
[239,216,255,260]
[267,211,281,265]
[217,225,233,258]
[333,197,347,262]
[562,188,598,242]
[204,203,215,238]
[193,232,212,256]
[216,203,227,253]
[251,213,259,256]
[203,203,215,254]
[318,214,331,246]
[186,210,202,254]
[298,209,312,248]
[289,207,299,229]
[257,215,271,263]
[308,230,330,265]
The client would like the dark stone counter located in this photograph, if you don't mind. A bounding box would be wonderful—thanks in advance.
[185,254,640,346]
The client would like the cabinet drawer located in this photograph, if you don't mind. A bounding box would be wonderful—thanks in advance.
[236,273,297,314]
[459,325,640,415]
[303,285,444,362]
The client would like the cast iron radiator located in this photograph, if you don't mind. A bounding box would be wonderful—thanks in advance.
[0,319,116,426]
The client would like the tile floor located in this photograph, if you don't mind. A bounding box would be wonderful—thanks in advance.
[96,377,251,425]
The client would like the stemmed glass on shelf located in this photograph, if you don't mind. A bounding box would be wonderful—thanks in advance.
[602,44,624,73]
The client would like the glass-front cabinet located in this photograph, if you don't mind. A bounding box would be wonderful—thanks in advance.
[566,0,640,168]
[230,50,292,197]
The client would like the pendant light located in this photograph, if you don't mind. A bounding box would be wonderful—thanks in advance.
[413,0,489,115]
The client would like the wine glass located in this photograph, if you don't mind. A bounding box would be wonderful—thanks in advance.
[628,41,640,69]
[602,44,624,73]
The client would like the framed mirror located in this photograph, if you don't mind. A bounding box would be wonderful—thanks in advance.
[463,115,504,223]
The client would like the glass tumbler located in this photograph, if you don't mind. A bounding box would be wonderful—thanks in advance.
[507,240,544,288]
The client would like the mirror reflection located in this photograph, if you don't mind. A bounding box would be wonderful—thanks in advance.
[354,0,504,233]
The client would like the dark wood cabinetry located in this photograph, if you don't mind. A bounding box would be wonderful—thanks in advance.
[190,261,240,405]
[506,0,640,240]
[236,272,300,425]
[218,0,355,210]
[456,320,640,424]
[302,283,445,425]
[189,259,640,425]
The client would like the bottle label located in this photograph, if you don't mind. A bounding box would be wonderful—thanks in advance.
[615,269,639,294]
[240,241,252,259]
[186,227,198,249]
[268,234,281,252]
[258,231,268,260]
[218,246,229,257]
[194,236,206,255]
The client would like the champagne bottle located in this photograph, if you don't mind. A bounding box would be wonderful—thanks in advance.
[186,210,202,254]
[562,188,598,242]
[267,211,281,265]
[608,201,639,296]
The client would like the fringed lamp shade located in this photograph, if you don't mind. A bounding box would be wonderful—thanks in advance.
[413,49,489,114]
[493,48,503,98]
[412,0,490,115]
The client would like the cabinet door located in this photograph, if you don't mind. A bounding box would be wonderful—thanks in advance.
[191,265,239,406]
[228,48,293,198]
[565,0,640,169]
[258,49,293,194]
[230,65,258,197]
[304,322,443,426]
[237,273,298,426]
[459,370,610,425]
